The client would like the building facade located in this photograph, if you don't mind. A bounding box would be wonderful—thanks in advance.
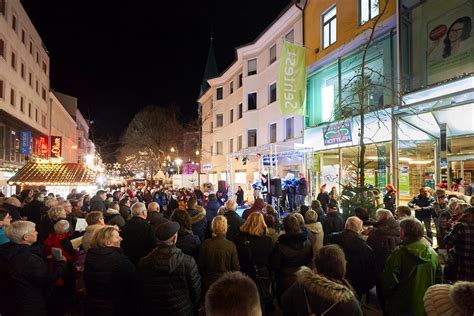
[0,0,51,193]
[50,91,78,163]
[199,4,304,195]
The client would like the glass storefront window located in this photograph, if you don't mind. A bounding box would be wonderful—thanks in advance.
[400,0,474,93]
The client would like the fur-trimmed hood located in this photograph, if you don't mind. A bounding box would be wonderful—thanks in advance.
[296,267,356,304]
[187,206,206,224]
[450,281,474,314]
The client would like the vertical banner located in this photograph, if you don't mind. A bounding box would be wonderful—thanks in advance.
[19,131,31,155]
[376,146,387,188]
[50,136,62,158]
[38,136,49,157]
[278,40,306,115]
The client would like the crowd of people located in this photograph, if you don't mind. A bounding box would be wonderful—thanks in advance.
[0,183,473,316]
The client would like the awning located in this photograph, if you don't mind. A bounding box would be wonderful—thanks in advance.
[8,162,97,186]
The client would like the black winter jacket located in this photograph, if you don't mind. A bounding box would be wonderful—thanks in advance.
[271,232,312,299]
[120,217,157,266]
[224,210,245,241]
[234,233,274,278]
[408,195,435,219]
[22,199,45,226]
[176,229,201,261]
[187,208,207,242]
[138,244,201,316]
[89,195,107,212]
[327,230,376,297]
[0,242,66,316]
[83,247,136,316]
[367,218,400,279]
[281,267,362,316]
[323,212,344,239]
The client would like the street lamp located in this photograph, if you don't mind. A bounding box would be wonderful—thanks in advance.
[175,158,183,174]
[170,147,175,153]
[195,150,200,156]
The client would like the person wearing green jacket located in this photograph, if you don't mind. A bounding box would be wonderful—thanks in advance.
[383,217,442,316]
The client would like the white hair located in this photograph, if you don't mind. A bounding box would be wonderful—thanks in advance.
[6,221,36,244]
[54,219,70,234]
[131,202,147,217]
[376,208,393,222]
[345,216,363,233]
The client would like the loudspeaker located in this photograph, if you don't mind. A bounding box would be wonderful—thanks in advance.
[270,178,282,197]
[218,180,227,192]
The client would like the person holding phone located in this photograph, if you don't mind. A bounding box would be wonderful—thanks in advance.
[0,221,66,316]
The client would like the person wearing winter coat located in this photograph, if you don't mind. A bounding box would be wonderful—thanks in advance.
[317,184,330,213]
[281,245,363,316]
[205,194,220,224]
[120,202,157,266]
[186,197,207,242]
[118,197,131,221]
[408,187,436,239]
[444,207,474,282]
[366,209,400,313]
[199,216,240,297]
[22,192,45,226]
[326,216,376,298]
[437,198,462,249]
[242,197,266,220]
[383,217,442,316]
[235,186,244,205]
[322,203,344,240]
[0,210,11,245]
[139,221,201,316]
[171,209,201,261]
[423,281,474,316]
[384,184,397,214]
[104,201,126,228]
[89,190,107,212]
[223,199,245,241]
[83,225,136,316]
[233,212,274,298]
[82,211,106,252]
[146,202,167,227]
[2,197,22,221]
[304,210,324,261]
[0,221,66,316]
[310,200,326,224]
[271,214,313,302]
[38,206,67,244]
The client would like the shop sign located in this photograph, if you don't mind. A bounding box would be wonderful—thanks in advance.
[50,136,62,158]
[38,136,48,156]
[323,121,352,146]
[19,131,31,155]
[202,163,212,171]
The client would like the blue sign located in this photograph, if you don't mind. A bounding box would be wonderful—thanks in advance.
[19,131,31,155]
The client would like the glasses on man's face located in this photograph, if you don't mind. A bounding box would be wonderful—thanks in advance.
[450,27,464,33]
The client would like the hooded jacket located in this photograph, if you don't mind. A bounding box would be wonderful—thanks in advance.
[83,247,136,316]
[138,244,201,316]
[383,240,442,316]
[281,267,362,316]
[271,232,313,299]
[304,222,324,260]
[187,207,207,242]
[242,198,266,220]
[367,218,400,279]
[0,242,66,316]
[104,208,126,228]
[205,199,220,223]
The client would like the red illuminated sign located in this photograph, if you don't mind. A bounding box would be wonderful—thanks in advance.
[39,137,48,156]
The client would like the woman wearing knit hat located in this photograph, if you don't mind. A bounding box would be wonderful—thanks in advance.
[424,281,474,316]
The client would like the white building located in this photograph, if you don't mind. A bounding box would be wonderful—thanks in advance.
[50,91,78,163]
[198,4,304,194]
[0,0,51,192]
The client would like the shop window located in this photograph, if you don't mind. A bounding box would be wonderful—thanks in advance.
[360,0,379,25]
[248,59,257,76]
[270,123,277,143]
[248,129,257,147]
[270,44,277,64]
[322,6,337,48]
[248,92,257,110]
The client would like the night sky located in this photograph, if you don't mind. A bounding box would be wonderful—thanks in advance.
[20,0,292,158]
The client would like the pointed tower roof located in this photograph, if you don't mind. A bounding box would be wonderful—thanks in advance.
[200,35,219,96]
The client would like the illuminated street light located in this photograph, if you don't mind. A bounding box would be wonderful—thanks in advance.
[170,147,175,152]
[175,158,183,174]
[195,150,200,155]
[85,154,94,165]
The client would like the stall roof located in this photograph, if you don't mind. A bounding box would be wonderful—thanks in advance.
[8,162,97,186]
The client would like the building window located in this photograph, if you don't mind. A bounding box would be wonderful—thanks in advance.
[269,82,277,103]
[360,0,379,25]
[270,123,277,143]
[41,113,47,128]
[35,80,39,93]
[21,29,26,44]
[20,96,24,112]
[29,41,33,55]
[0,80,3,99]
[0,38,4,58]
[41,88,46,101]
[0,0,5,15]
[28,72,32,87]
[322,6,337,48]
[229,109,234,124]
[20,63,25,79]
[270,44,277,64]
[36,52,39,64]
[216,114,223,127]
[216,141,223,155]
[238,73,243,87]
[35,108,38,122]
[247,92,257,110]
[210,145,213,155]
[285,29,294,42]
[229,81,233,94]
[11,51,16,70]
[42,61,47,74]
[238,135,243,150]
[229,138,233,153]
[247,129,257,147]
[248,59,257,76]
[10,88,15,106]
[12,15,17,31]
[216,87,223,100]
[28,103,32,117]
[286,117,294,140]
[238,103,243,119]
[210,121,213,133]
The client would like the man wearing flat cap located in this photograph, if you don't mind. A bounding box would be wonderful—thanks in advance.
[138,221,201,315]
